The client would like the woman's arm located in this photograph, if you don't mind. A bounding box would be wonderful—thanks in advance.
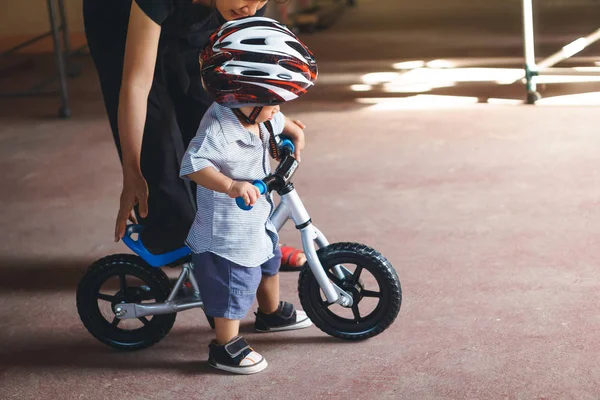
[282,117,306,161]
[118,1,161,174]
[114,1,162,241]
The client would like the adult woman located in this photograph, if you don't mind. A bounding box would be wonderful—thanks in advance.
[83,0,307,265]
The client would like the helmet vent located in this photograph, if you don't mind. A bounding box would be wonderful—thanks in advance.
[241,38,267,45]
[286,41,312,60]
[214,41,232,49]
[278,61,303,73]
[241,70,270,77]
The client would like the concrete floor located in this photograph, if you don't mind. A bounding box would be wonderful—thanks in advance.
[2,0,600,399]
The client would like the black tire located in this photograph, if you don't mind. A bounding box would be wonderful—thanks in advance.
[298,243,401,340]
[76,254,176,350]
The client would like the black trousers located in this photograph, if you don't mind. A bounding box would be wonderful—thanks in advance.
[83,0,207,251]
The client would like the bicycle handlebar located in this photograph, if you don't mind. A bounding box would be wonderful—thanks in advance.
[235,136,296,210]
[235,180,268,210]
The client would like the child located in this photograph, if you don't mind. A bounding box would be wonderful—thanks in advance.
[179,16,318,374]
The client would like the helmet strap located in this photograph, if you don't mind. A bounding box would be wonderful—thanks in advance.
[233,107,263,125]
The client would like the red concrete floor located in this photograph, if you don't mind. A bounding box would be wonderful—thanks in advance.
[2,0,600,399]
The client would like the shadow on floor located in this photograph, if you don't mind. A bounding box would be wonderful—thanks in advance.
[0,325,342,374]
[0,256,94,292]
[0,253,306,293]
[0,336,213,375]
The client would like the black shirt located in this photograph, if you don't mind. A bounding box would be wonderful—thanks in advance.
[134,0,265,99]
[135,0,177,25]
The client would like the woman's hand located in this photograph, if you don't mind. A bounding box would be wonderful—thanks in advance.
[114,168,149,242]
[283,118,306,161]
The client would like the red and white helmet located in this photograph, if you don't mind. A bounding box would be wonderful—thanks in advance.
[200,16,318,108]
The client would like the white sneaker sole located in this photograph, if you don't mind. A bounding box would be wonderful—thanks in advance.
[255,311,313,333]
[210,359,268,375]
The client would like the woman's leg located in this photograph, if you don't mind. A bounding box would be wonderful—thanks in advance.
[137,83,197,252]
[82,0,130,156]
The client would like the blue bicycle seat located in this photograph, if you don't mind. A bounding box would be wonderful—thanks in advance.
[122,224,191,267]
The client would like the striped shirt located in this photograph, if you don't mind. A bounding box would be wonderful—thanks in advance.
[180,102,285,268]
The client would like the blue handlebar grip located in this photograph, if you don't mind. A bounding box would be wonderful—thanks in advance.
[236,180,267,210]
[280,138,295,154]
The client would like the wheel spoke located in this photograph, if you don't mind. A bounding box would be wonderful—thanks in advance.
[338,265,354,279]
[352,265,363,284]
[326,271,343,285]
[97,293,115,302]
[351,304,361,322]
[119,273,127,292]
[138,293,156,302]
[138,317,150,326]
[111,316,121,327]
[362,290,381,298]
[320,297,333,308]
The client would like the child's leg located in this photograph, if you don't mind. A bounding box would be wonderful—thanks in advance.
[257,245,282,313]
[214,318,240,345]
[193,251,268,374]
[256,273,280,314]
[254,246,313,332]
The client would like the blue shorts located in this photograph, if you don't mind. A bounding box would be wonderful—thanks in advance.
[192,246,282,320]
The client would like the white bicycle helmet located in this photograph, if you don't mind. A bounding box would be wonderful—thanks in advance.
[200,16,318,112]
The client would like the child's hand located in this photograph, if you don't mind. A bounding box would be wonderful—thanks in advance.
[227,180,261,206]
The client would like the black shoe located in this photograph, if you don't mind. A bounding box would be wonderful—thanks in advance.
[208,336,267,375]
[254,301,313,333]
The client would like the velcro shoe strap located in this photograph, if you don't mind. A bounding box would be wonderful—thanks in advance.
[224,337,250,358]
[278,301,296,319]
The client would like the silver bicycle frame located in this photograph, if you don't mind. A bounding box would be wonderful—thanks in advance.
[115,187,353,320]
[273,188,353,306]
[113,261,204,319]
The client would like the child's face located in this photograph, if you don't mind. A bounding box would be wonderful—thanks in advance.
[255,105,280,124]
